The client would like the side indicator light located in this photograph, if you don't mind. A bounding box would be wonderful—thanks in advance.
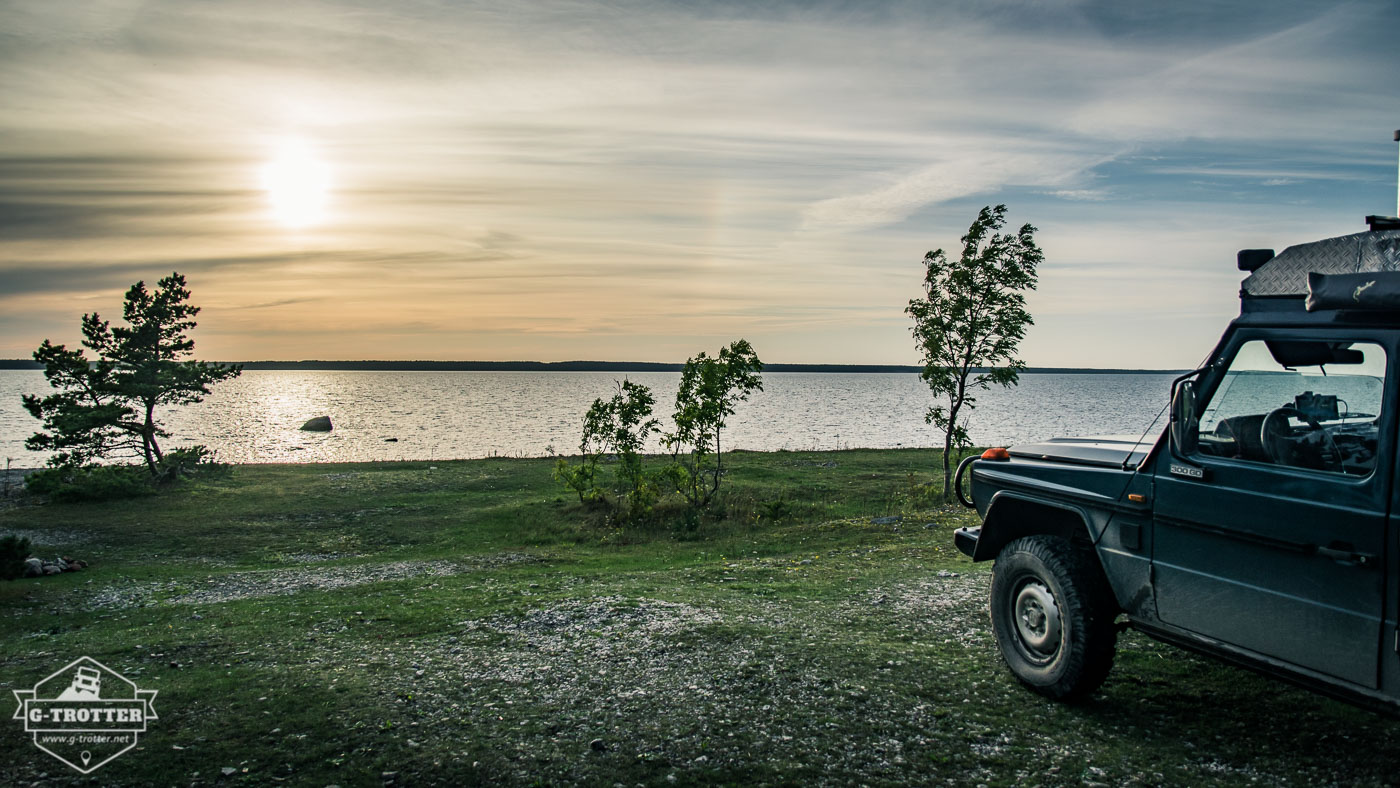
[1127,493,1147,503]
[981,447,1010,461]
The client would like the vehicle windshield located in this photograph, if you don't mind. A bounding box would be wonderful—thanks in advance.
[1196,340,1386,476]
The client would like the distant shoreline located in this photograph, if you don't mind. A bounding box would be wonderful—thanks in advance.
[0,359,1184,374]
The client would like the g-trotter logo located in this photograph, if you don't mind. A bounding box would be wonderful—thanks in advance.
[12,656,158,773]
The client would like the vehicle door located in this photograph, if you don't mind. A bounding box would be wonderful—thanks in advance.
[1153,332,1392,687]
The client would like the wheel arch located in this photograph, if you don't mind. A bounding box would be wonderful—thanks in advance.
[972,492,1094,562]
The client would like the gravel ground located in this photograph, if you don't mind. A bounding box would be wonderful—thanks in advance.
[0,526,91,546]
[271,570,1336,787]
[77,553,543,610]
[291,574,1054,786]
[14,548,1387,786]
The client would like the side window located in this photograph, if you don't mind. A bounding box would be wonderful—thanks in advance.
[1196,339,1386,476]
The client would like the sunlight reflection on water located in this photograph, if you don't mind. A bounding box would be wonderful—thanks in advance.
[0,370,1175,466]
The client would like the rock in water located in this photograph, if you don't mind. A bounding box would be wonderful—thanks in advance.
[300,416,333,432]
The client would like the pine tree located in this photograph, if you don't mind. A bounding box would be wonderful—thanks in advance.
[23,272,241,475]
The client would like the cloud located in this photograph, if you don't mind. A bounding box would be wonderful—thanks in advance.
[0,247,520,300]
[801,151,1111,232]
[1042,189,1111,201]
[231,297,319,310]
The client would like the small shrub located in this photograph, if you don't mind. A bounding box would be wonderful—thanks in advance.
[665,339,763,510]
[676,507,702,534]
[25,463,154,503]
[0,534,32,580]
[759,497,795,522]
[555,379,661,521]
[155,444,223,483]
[553,457,601,505]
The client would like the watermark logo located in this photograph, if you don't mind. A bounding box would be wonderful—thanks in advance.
[11,656,158,774]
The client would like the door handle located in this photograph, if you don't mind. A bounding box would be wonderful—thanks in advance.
[1314,544,1376,567]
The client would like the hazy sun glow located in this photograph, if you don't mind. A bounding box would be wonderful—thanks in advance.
[261,138,331,227]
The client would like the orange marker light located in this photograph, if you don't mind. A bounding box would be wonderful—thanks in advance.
[1128,493,1147,503]
[981,447,1010,461]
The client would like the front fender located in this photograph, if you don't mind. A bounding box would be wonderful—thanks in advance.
[966,491,1095,562]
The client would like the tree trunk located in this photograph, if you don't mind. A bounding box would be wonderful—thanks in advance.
[141,402,161,476]
[942,429,954,503]
[708,430,722,506]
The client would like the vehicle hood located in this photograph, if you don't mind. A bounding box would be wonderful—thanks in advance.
[1007,434,1154,470]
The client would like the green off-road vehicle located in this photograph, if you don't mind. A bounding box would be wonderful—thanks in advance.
[954,215,1400,713]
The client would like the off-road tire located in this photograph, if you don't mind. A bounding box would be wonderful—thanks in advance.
[989,535,1117,700]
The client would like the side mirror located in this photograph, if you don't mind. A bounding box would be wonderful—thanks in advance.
[1170,379,1198,454]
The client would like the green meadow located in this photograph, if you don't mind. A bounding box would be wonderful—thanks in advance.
[1,450,1396,786]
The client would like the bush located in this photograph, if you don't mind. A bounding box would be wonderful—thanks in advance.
[554,379,661,521]
[665,339,763,510]
[25,445,224,502]
[0,534,32,580]
[155,445,223,483]
[553,456,601,505]
[25,463,154,503]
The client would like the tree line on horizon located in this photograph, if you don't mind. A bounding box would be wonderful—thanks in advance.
[0,358,1179,374]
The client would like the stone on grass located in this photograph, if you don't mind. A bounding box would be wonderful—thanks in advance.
[23,557,42,577]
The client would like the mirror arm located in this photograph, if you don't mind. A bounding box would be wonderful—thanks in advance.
[1169,364,1212,458]
[1170,363,1211,392]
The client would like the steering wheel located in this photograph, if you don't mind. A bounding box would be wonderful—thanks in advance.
[1260,406,1342,470]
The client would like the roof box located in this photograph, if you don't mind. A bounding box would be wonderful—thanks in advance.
[1241,228,1400,298]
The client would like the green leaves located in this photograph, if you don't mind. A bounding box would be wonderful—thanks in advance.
[556,340,764,520]
[907,205,1040,500]
[24,272,242,476]
[554,379,662,516]
[667,339,763,509]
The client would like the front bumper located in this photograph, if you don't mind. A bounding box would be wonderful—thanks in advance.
[953,526,981,559]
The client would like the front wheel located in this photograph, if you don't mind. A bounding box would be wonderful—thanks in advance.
[989,535,1117,700]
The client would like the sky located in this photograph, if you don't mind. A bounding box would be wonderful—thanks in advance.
[2,0,1398,368]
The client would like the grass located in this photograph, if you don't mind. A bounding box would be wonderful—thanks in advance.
[0,448,1396,787]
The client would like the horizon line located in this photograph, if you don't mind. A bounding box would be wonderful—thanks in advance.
[0,358,1186,374]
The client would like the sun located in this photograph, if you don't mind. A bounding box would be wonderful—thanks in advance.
[261,138,331,228]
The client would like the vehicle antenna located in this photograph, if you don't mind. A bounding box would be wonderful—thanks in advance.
[1121,349,1218,471]
[1123,400,1170,472]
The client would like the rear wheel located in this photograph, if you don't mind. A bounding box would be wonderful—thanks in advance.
[989,535,1117,700]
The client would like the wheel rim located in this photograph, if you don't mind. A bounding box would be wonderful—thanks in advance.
[1013,580,1061,661]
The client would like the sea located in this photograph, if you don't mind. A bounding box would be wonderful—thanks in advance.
[0,370,1177,467]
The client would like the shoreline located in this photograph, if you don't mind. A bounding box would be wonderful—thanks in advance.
[0,445,950,475]
[0,359,1186,374]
